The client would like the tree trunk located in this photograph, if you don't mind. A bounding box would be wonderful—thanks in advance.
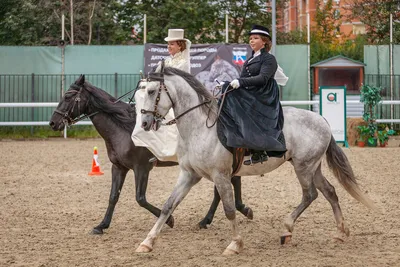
[88,0,96,45]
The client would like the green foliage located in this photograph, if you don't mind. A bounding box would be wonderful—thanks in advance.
[314,0,342,44]
[377,130,389,145]
[367,136,377,146]
[277,29,307,44]
[387,129,397,136]
[0,0,128,45]
[360,84,383,142]
[116,0,274,44]
[357,125,370,141]
[345,0,400,44]
[360,85,382,111]
[0,0,285,45]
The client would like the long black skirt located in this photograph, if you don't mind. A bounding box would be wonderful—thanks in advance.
[218,79,286,152]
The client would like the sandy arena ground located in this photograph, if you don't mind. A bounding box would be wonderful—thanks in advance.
[0,139,399,266]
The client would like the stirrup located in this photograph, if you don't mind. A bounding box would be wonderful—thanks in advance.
[243,152,268,166]
[149,157,157,163]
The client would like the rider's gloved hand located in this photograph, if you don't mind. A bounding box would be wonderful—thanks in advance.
[230,79,240,89]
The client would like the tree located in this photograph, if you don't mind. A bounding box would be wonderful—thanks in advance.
[0,0,61,45]
[345,0,400,44]
[114,0,277,44]
[215,0,273,43]
[0,0,125,45]
[314,0,343,44]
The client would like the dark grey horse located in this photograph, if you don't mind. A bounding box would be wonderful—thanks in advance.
[49,75,253,234]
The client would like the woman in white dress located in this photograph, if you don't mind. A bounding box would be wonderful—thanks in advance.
[132,29,191,162]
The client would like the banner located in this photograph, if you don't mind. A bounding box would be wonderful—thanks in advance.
[144,43,252,92]
[319,86,348,146]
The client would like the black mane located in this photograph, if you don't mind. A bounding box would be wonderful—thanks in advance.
[83,82,136,133]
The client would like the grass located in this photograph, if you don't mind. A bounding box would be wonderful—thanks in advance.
[0,126,100,139]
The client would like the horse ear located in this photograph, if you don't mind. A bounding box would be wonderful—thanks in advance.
[76,74,85,85]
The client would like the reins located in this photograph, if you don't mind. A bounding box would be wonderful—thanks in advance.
[140,62,236,128]
[54,80,141,126]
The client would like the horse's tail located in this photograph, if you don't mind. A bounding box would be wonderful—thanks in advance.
[325,135,376,209]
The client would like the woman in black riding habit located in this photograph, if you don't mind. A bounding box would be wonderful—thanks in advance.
[220,24,287,165]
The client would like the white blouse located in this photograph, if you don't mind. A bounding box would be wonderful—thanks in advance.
[160,40,191,73]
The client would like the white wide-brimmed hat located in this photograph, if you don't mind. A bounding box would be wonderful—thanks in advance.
[164,29,189,42]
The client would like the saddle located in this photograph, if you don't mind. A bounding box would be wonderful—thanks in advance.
[217,122,247,176]
[217,121,286,172]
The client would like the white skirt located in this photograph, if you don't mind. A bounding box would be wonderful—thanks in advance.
[131,89,178,162]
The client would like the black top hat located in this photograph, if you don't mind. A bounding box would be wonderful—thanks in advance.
[248,25,271,39]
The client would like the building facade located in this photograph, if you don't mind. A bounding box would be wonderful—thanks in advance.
[276,0,365,38]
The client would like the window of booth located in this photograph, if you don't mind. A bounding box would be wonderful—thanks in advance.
[318,68,361,94]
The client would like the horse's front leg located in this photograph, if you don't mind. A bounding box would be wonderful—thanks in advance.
[136,170,201,253]
[133,162,174,228]
[214,174,244,255]
[92,164,128,234]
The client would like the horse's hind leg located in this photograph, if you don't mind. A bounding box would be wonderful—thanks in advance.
[214,175,244,255]
[198,176,253,229]
[282,163,319,244]
[232,176,253,220]
[198,185,221,229]
[133,163,174,228]
[92,164,128,234]
[313,164,350,241]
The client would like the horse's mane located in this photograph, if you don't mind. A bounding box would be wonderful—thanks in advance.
[149,67,218,115]
[83,82,136,133]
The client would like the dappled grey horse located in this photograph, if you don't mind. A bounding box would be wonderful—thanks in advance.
[136,67,375,255]
[49,75,252,234]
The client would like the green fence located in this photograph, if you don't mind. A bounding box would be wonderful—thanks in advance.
[0,73,141,123]
[364,74,400,122]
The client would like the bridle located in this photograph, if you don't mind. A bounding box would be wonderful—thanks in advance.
[140,72,211,126]
[53,79,142,127]
[52,84,94,126]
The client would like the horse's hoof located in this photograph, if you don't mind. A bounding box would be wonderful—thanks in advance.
[280,232,292,245]
[222,248,239,256]
[245,207,254,220]
[222,238,243,255]
[91,228,104,235]
[198,222,208,229]
[166,215,175,228]
[135,244,153,253]
[333,231,349,242]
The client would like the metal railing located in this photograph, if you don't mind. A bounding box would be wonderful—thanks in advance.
[0,73,141,125]
[1,73,400,128]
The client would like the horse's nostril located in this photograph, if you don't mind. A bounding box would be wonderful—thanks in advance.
[49,121,54,127]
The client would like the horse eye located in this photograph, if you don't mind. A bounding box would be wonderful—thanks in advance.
[148,90,156,96]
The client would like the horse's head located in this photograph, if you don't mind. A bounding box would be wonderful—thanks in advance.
[139,73,174,132]
[49,74,91,131]
[140,62,175,131]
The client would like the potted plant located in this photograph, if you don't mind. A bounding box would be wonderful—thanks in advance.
[360,84,382,147]
[377,130,389,147]
[357,125,370,147]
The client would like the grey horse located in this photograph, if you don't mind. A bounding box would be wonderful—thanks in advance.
[136,67,375,255]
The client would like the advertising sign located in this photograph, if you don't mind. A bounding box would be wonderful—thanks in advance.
[144,43,251,92]
[319,86,348,146]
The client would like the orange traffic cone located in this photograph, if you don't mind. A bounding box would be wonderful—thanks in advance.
[88,146,104,176]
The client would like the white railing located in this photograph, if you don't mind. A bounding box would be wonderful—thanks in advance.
[2,100,400,126]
